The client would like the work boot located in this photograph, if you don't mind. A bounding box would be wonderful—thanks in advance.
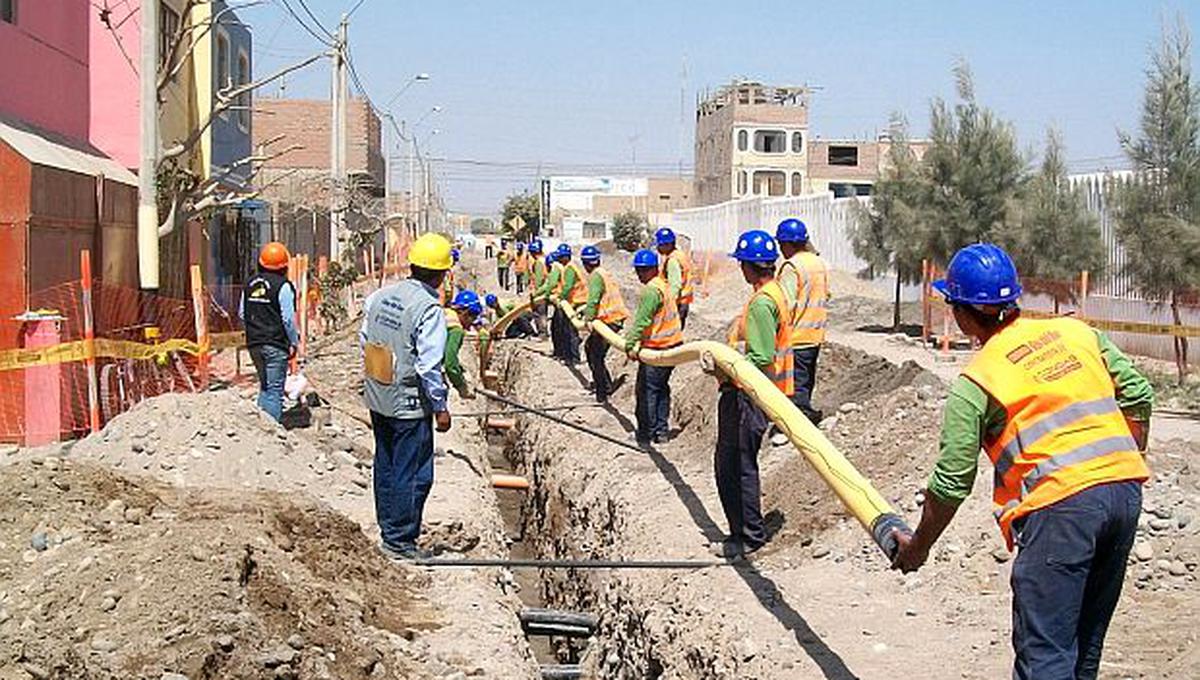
[380,542,432,562]
[712,539,745,560]
[652,433,670,445]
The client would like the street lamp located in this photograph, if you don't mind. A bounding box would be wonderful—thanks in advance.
[383,72,431,110]
[414,105,442,129]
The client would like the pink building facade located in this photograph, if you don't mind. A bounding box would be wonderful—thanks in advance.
[0,0,91,143]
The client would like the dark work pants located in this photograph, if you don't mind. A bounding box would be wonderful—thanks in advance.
[1010,480,1142,680]
[370,411,435,549]
[551,306,580,365]
[549,305,566,358]
[498,267,510,290]
[715,388,768,549]
[635,363,673,442]
[678,302,690,330]
[532,299,547,336]
[505,314,536,338]
[515,272,526,294]
[585,323,619,400]
[791,346,822,423]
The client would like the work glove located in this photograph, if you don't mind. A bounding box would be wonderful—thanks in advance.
[458,385,476,400]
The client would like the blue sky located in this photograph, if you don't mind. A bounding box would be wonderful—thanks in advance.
[242,1,1200,216]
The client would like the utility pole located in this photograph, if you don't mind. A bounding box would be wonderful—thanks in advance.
[329,15,348,262]
[408,123,417,236]
[137,0,159,290]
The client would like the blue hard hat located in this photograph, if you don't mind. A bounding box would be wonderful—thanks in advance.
[731,229,780,263]
[580,245,600,263]
[484,293,498,307]
[555,243,572,258]
[544,254,554,267]
[528,239,543,254]
[451,248,461,263]
[452,290,483,316]
[516,242,525,251]
[632,248,659,269]
[933,243,1022,306]
[654,227,676,246]
[775,218,809,243]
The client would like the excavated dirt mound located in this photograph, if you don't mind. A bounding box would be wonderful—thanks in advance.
[0,458,439,680]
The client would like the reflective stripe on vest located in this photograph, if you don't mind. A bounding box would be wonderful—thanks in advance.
[532,260,547,286]
[963,316,1149,548]
[595,268,630,324]
[661,249,696,305]
[727,280,794,395]
[514,252,529,274]
[642,277,684,348]
[791,251,828,346]
[551,262,567,296]
[566,262,589,305]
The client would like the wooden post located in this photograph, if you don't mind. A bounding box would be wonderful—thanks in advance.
[1079,270,1089,319]
[921,259,931,345]
[189,264,210,391]
[298,254,309,361]
[80,250,101,433]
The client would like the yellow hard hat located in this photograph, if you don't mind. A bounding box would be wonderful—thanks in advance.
[408,233,453,271]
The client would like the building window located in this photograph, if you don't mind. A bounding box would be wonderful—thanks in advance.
[583,222,606,239]
[658,194,671,201]
[216,32,231,90]
[791,172,803,196]
[754,130,787,154]
[1,0,15,23]
[159,3,180,65]
[737,129,748,152]
[236,50,250,130]
[737,170,748,196]
[753,170,786,196]
[828,145,859,166]
[791,131,804,153]
[830,182,873,198]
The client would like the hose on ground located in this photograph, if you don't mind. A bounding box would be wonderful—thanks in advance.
[481,294,909,561]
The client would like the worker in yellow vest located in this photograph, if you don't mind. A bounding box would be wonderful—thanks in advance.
[624,249,683,447]
[654,227,696,329]
[553,243,588,367]
[579,245,629,403]
[526,239,548,337]
[496,242,512,290]
[714,230,793,559]
[534,244,569,360]
[774,218,828,428]
[513,242,530,294]
[892,244,1152,680]
[439,248,460,306]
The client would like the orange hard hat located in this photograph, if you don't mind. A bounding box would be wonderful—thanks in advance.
[259,242,290,270]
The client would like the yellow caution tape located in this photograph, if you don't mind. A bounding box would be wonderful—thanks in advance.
[0,331,249,372]
[1019,309,1200,337]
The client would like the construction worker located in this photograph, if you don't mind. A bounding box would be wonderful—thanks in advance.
[527,239,548,337]
[775,218,828,426]
[445,290,484,399]
[496,242,512,291]
[513,242,529,294]
[240,242,300,423]
[891,243,1152,680]
[655,227,696,329]
[535,244,570,361]
[440,248,460,306]
[580,245,629,403]
[360,233,455,561]
[555,243,588,367]
[714,230,793,559]
[485,293,536,338]
[624,248,683,446]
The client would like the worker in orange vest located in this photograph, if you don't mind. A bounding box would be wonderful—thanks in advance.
[579,245,629,403]
[513,242,530,294]
[892,244,1152,680]
[714,229,793,559]
[774,218,828,427]
[551,243,588,367]
[654,227,696,329]
[624,249,683,447]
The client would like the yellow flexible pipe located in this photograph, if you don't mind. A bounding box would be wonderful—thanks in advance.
[482,294,909,559]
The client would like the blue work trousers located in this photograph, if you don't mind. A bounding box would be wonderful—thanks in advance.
[715,388,768,549]
[791,346,821,423]
[634,363,673,442]
[370,412,435,550]
[1011,480,1142,680]
[249,344,289,422]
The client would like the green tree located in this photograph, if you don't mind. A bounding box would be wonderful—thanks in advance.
[1115,21,1200,382]
[611,210,649,251]
[922,61,1025,264]
[470,217,496,235]
[1001,129,1106,312]
[500,192,541,240]
[851,114,929,328]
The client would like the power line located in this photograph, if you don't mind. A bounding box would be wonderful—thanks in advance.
[293,0,335,39]
[275,0,333,46]
[346,0,369,18]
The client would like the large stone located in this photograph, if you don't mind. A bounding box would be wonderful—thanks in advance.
[1149,517,1174,532]
[260,646,299,669]
[1133,542,1154,562]
[1169,561,1188,577]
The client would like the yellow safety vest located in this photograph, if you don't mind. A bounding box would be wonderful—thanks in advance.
[781,251,828,347]
[728,280,794,395]
[661,249,696,305]
[595,267,630,324]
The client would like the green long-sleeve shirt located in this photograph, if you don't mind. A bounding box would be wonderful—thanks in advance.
[741,293,781,370]
[584,270,606,321]
[664,255,684,300]
[624,283,663,351]
[927,329,1155,505]
[534,264,561,298]
[444,326,467,391]
[559,264,579,300]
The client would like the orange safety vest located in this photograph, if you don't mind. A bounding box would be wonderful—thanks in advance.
[963,316,1149,549]
[727,280,794,395]
[594,267,630,324]
[660,249,696,305]
[779,251,828,347]
[641,277,684,349]
[514,251,529,274]
[565,262,588,305]
[549,261,566,296]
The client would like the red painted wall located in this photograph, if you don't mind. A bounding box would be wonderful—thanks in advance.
[0,0,90,143]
